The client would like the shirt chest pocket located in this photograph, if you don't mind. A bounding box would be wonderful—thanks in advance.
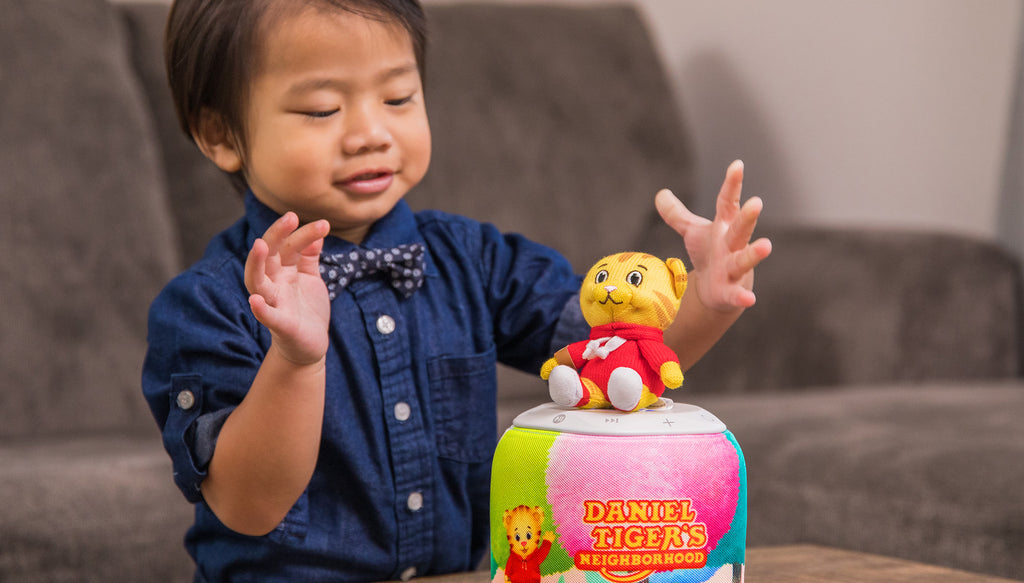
[428,347,498,463]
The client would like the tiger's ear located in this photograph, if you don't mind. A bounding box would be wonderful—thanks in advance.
[665,258,688,299]
[532,506,545,524]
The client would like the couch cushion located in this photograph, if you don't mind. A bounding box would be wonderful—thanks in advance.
[697,380,1024,579]
[0,436,193,581]
[0,0,180,436]
[413,4,694,272]
[670,227,1024,393]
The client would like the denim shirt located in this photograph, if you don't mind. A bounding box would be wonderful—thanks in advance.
[142,194,585,581]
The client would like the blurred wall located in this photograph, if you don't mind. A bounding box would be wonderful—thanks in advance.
[639,0,1021,241]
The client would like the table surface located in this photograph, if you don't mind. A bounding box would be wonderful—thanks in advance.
[412,545,1020,583]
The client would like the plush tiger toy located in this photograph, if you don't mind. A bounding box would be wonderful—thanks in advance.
[540,252,688,412]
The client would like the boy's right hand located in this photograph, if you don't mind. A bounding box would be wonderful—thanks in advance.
[244,212,331,366]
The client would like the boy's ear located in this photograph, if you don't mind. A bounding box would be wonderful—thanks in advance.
[192,109,243,173]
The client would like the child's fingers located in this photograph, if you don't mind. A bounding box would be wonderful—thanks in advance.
[655,188,708,238]
[297,234,327,274]
[248,293,272,327]
[725,196,764,252]
[244,237,270,295]
[729,237,773,280]
[253,212,299,280]
[282,220,329,270]
[261,211,301,252]
[730,287,757,309]
[715,160,744,223]
[248,293,292,333]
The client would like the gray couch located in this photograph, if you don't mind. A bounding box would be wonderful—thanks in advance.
[1,0,1021,581]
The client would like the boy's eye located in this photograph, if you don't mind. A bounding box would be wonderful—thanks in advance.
[385,95,414,107]
[302,109,339,119]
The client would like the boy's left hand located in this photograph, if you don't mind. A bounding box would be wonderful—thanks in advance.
[655,160,772,312]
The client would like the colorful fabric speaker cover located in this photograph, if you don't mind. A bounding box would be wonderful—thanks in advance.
[490,401,746,583]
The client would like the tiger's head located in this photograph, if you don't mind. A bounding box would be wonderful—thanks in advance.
[580,252,688,330]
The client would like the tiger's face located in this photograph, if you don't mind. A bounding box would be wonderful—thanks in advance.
[503,505,545,559]
[580,252,687,329]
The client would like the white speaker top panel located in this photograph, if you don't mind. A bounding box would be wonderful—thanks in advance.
[510,399,728,437]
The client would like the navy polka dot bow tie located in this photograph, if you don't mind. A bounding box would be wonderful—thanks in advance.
[319,243,426,300]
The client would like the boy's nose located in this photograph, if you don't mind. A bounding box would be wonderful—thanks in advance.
[343,106,392,155]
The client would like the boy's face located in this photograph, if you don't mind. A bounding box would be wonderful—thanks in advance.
[233,7,431,243]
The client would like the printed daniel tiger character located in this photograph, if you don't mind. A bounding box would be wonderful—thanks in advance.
[503,505,555,583]
[541,252,688,412]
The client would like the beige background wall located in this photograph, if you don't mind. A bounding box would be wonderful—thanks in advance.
[641,0,1020,240]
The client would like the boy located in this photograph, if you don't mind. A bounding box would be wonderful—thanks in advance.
[142,0,771,580]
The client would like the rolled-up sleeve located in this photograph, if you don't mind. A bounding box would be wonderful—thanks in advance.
[142,266,267,502]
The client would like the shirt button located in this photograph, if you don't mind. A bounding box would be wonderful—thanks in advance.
[400,566,417,581]
[407,491,423,512]
[376,314,396,335]
[394,401,411,421]
[176,390,196,410]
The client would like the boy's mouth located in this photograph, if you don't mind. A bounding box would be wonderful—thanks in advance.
[338,169,394,195]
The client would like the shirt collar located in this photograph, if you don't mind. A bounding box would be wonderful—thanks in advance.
[243,192,437,277]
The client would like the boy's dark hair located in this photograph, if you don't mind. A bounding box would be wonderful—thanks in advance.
[165,0,427,193]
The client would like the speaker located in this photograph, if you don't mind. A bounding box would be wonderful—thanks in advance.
[490,401,746,583]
